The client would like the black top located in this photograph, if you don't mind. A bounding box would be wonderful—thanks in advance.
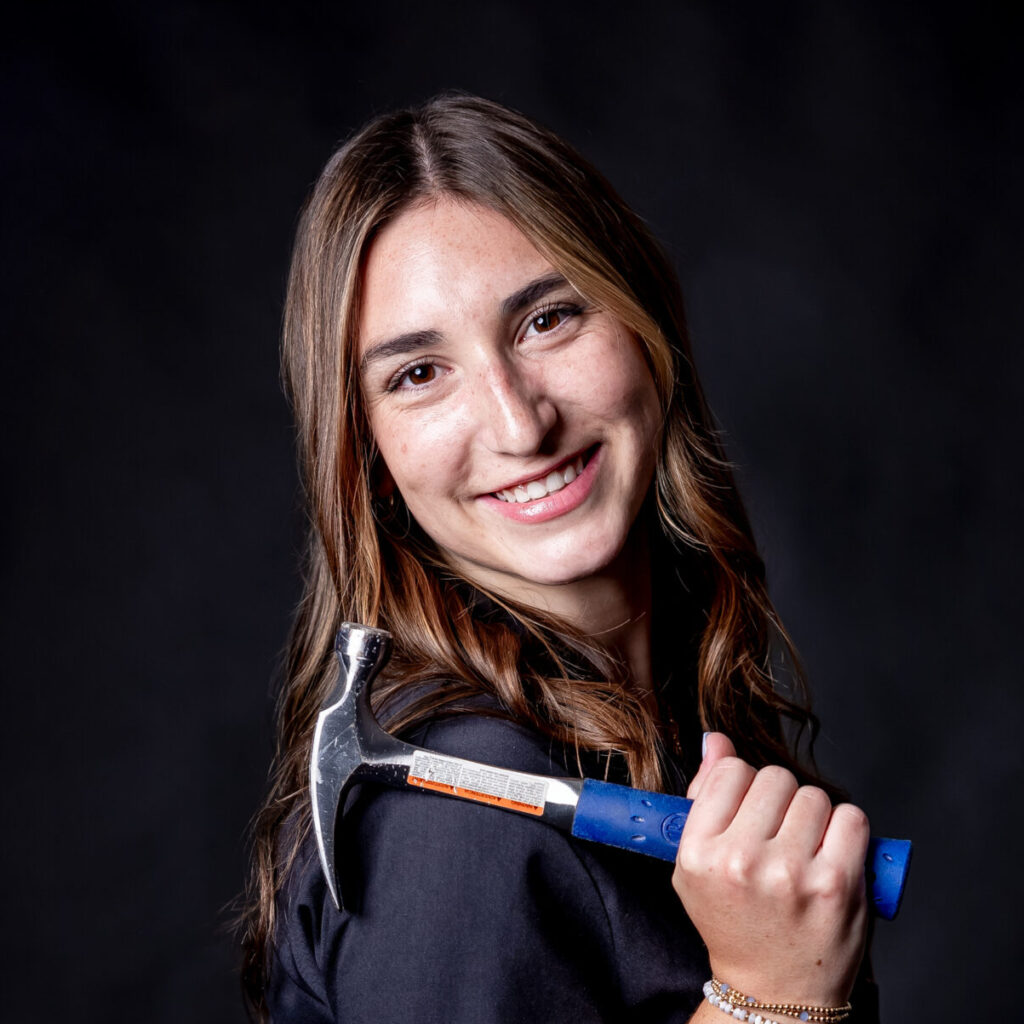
[268,713,880,1023]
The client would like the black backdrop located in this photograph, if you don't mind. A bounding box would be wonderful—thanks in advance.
[3,2,1022,1020]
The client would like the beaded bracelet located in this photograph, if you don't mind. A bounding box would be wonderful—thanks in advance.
[703,979,852,1024]
[704,981,786,1024]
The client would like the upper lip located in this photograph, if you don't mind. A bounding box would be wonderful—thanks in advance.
[483,445,594,496]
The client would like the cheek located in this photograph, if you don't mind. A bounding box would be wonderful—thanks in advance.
[558,340,661,428]
[612,343,663,428]
[370,406,473,499]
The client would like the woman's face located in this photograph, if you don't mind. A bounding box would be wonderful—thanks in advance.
[357,198,662,604]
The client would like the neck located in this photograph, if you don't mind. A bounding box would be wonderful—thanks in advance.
[497,527,656,695]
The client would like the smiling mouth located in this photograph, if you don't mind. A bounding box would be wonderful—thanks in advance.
[492,448,593,504]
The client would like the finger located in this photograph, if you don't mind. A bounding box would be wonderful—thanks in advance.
[683,756,757,838]
[686,732,738,800]
[774,784,834,857]
[818,802,871,874]
[728,764,799,840]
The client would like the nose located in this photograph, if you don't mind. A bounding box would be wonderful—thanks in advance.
[473,359,557,456]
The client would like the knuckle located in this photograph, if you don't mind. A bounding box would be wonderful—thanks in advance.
[795,785,832,814]
[675,833,713,876]
[705,757,757,790]
[714,755,754,776]
[832,802,870,834]
[813,863,850,902]
[763,856,799,897]
[756,764,796,790]
[675,843,704,876]
[723,848,754,884]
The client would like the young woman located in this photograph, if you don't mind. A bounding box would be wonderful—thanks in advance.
[242,94,876,1023]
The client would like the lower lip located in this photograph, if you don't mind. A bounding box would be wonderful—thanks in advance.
[479,447,602,524]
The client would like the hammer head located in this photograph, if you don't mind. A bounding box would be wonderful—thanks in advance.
[310,622,394,910]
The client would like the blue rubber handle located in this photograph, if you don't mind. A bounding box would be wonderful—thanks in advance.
[572,779,690,862]
[571,779,911,920]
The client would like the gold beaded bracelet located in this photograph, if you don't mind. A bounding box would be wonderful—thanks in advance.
[708,978,852,1023]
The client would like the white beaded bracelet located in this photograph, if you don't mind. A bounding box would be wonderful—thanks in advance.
[703,981,784,1024]
[703,980,851,1024]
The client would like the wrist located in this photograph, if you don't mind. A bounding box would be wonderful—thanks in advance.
[702,978,852,1024]
[707,959,853,1010]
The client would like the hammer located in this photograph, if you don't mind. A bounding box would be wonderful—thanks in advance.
[311,622,912,918]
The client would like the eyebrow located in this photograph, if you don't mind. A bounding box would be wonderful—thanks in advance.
[360,329,443,373]
[359,273,575,374]
[498,273,574,318]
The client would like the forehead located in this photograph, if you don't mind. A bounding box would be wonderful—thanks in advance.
[357,198,554,348]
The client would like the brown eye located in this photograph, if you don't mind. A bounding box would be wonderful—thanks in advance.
[531,310,564,333]
[524,304,582,339]
[405,364,436,386]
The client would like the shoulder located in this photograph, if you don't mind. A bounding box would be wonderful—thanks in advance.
[270,714,621,1020]
[341,714,599,920]
[269,712,709,1022]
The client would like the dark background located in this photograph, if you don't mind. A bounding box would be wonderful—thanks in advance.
[3,1,1021,1020]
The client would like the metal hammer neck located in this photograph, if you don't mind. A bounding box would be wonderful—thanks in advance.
[328,622,393,709]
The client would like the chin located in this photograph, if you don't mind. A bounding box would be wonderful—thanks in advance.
[453,530,635,596]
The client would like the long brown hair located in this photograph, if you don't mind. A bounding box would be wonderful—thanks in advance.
[241,93,824,1015]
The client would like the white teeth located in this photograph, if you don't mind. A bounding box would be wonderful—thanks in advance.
[493,453,588,504]
[544,470,565,494]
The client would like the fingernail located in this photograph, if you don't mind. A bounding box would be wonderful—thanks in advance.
[701,731,710,759]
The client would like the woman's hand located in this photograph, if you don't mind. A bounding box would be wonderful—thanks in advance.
[673,734,869,1008]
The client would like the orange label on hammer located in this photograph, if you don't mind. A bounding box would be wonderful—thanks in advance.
[407,750,547,817]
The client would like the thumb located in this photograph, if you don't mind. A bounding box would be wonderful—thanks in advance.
[686,731,738,800]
